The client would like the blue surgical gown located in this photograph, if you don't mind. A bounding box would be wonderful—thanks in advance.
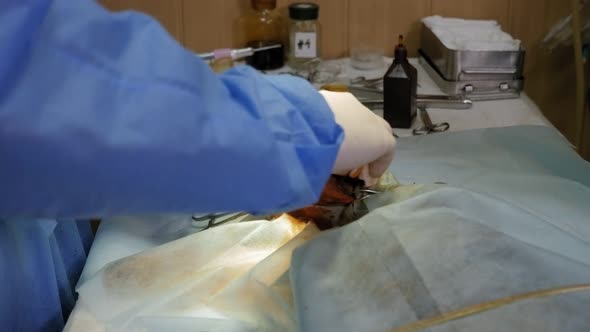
[0,0,343,330]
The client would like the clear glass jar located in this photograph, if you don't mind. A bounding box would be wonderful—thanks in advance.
[288,3,321,70]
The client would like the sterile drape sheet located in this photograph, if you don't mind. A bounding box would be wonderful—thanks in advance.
[67,126,590,331]
[292,126,590,331]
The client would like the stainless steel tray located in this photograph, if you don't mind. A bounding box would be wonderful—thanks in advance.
[420,23,525,82]
[419,55,523,101]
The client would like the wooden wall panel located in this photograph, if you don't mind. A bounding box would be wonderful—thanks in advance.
[583,64,590,159]
[384,0,431,56]
[99,0,184,42]
[509,0,547,118]
[182,0,246,53]
[509,0,588,156]
[508,0,547,63]
[510,0,551,130]
[348,0,429,57]
[540,0,578,141]
[348,0,388,56]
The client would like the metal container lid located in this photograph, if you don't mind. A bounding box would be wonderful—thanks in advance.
[289,2,319,21]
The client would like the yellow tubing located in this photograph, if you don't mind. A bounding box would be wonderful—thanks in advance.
[390,284,590,332]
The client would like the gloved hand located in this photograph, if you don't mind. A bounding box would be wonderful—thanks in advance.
[319,90,396,187]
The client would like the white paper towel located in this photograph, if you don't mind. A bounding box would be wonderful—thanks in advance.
[423,15,521,51]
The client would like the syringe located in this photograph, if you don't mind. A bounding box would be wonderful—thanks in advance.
[199,44,282,61]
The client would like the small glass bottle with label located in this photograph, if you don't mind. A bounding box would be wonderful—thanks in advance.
[288,3,320,70]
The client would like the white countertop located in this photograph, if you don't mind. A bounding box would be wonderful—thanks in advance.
[318,57,554,137]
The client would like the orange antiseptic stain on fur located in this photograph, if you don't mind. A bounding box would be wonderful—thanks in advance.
[287,175,361,229]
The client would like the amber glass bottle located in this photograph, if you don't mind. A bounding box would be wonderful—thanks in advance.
[235,0,285,70]
[383,35,418,128]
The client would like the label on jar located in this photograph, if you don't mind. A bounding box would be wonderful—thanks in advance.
[294,32,317,58]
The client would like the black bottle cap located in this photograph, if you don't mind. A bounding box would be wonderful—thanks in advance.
[394,35,408,61]
[289,3,319,21]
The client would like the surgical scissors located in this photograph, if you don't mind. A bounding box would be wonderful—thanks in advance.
[412,107,450,135]
[350,76,383,88]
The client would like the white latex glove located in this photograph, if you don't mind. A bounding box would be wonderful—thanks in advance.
[319,90,396,187]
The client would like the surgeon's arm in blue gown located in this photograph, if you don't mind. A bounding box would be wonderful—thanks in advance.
[0,1,343,331]
[0,0,344,219]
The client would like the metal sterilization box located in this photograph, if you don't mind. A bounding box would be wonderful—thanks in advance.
[419,22,525,100]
